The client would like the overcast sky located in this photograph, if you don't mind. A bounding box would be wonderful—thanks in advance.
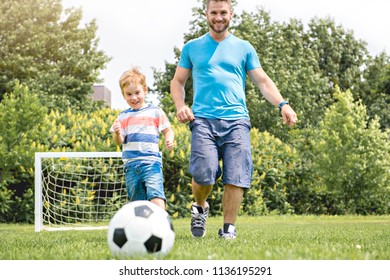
[62,0,390,110]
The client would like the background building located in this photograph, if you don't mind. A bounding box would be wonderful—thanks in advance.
[92,85,111,107]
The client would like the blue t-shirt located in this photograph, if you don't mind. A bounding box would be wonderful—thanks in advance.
[178,33,261,120]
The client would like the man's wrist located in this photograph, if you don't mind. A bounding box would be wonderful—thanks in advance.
[278,100,289,110]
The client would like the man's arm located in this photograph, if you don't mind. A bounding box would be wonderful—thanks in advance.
[170,66,194,123]
[248,67,298,127]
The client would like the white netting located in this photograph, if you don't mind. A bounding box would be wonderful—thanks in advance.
[35,152,128,231]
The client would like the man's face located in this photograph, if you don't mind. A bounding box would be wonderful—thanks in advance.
[206,1,233,34]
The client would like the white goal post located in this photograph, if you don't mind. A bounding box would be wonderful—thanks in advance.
[34,152,128,232]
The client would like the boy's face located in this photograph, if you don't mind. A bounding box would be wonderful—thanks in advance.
[122,83,147,110]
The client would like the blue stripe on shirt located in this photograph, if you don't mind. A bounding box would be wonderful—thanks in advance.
[124,133,159,144]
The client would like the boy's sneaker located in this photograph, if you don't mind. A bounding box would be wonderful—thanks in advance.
[190,204,209,238]
[218,223,236,240]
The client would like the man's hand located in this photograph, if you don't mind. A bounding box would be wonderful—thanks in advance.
[281,105,298,128]
[177,105,195,123]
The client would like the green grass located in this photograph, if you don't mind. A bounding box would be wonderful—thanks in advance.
[1,215,389,260]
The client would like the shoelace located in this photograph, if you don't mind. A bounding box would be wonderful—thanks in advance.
[191,213,207,228]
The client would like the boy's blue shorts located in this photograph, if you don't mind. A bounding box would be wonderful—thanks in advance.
[189,117,253,189]
[124,162,166,202]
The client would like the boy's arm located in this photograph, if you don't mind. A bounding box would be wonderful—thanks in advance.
[112,120,125,146]
[162,127,174,151]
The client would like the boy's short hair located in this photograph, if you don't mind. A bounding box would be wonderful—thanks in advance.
[119,67,147,95]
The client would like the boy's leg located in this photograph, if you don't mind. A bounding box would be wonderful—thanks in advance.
[141,163,166,209]
[150,197,166,209]
[124,164,145,201]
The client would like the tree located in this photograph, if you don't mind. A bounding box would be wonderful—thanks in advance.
[360,52,390,130]
[0,83,47,222]
[312,88,390,214]
[234,10,331,138]
[0,0,111,111]
[307,17,368,92]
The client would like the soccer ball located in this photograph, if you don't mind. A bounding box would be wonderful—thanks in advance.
[107,200,175,257]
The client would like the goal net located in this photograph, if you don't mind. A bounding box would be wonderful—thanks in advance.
[34,152,128,232]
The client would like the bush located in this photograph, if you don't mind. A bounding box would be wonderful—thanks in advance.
[2,86,389,223]
[311,88,390,214]
[0,83,47,222]
[245,129,300,215]
[0,84,119,222]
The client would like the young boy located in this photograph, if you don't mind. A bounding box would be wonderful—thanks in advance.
[110,67,174,209]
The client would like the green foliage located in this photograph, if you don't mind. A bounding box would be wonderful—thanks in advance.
[284,128,343,215]
[360,53,390,130]
[311,88,390,214]
[307,17,368,91]
[0,0,111,112]
[0,83,119,222]
[245,129,299,215]
[0,83,47,222]
[235,11,330,138]
[39,107,118,152]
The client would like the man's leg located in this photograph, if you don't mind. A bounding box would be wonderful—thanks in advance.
[190,179,212,237]
[218,119,252,239]
[218,184,243,239]
[188,118,219,237]
[222,184,243,224]
[192,179,212,208]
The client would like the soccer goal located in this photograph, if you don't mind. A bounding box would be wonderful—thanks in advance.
[34,152,128,232]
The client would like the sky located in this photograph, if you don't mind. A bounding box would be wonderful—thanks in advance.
[62,0,390,110]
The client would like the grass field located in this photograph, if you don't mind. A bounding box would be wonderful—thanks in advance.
[1,215,389,260]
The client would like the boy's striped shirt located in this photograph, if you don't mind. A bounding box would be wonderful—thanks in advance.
[110,104,171,166]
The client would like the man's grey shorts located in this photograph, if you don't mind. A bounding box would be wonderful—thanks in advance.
[189,117,253,189]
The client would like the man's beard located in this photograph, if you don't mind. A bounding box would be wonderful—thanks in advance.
[208,20,230,33]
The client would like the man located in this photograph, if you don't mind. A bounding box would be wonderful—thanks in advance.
[170,0,297,239]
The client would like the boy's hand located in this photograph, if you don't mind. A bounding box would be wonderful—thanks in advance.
[165,139,174,151]
[113,120,122,134]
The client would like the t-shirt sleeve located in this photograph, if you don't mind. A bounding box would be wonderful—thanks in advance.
[245,43,261,71]
[178,42,193,69]
[158,109,171,132]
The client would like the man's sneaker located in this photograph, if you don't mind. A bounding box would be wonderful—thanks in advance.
[218,223,236,240]
[190,204,209,238]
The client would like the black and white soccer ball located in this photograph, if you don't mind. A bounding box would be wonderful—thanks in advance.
[107,200,175,257]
